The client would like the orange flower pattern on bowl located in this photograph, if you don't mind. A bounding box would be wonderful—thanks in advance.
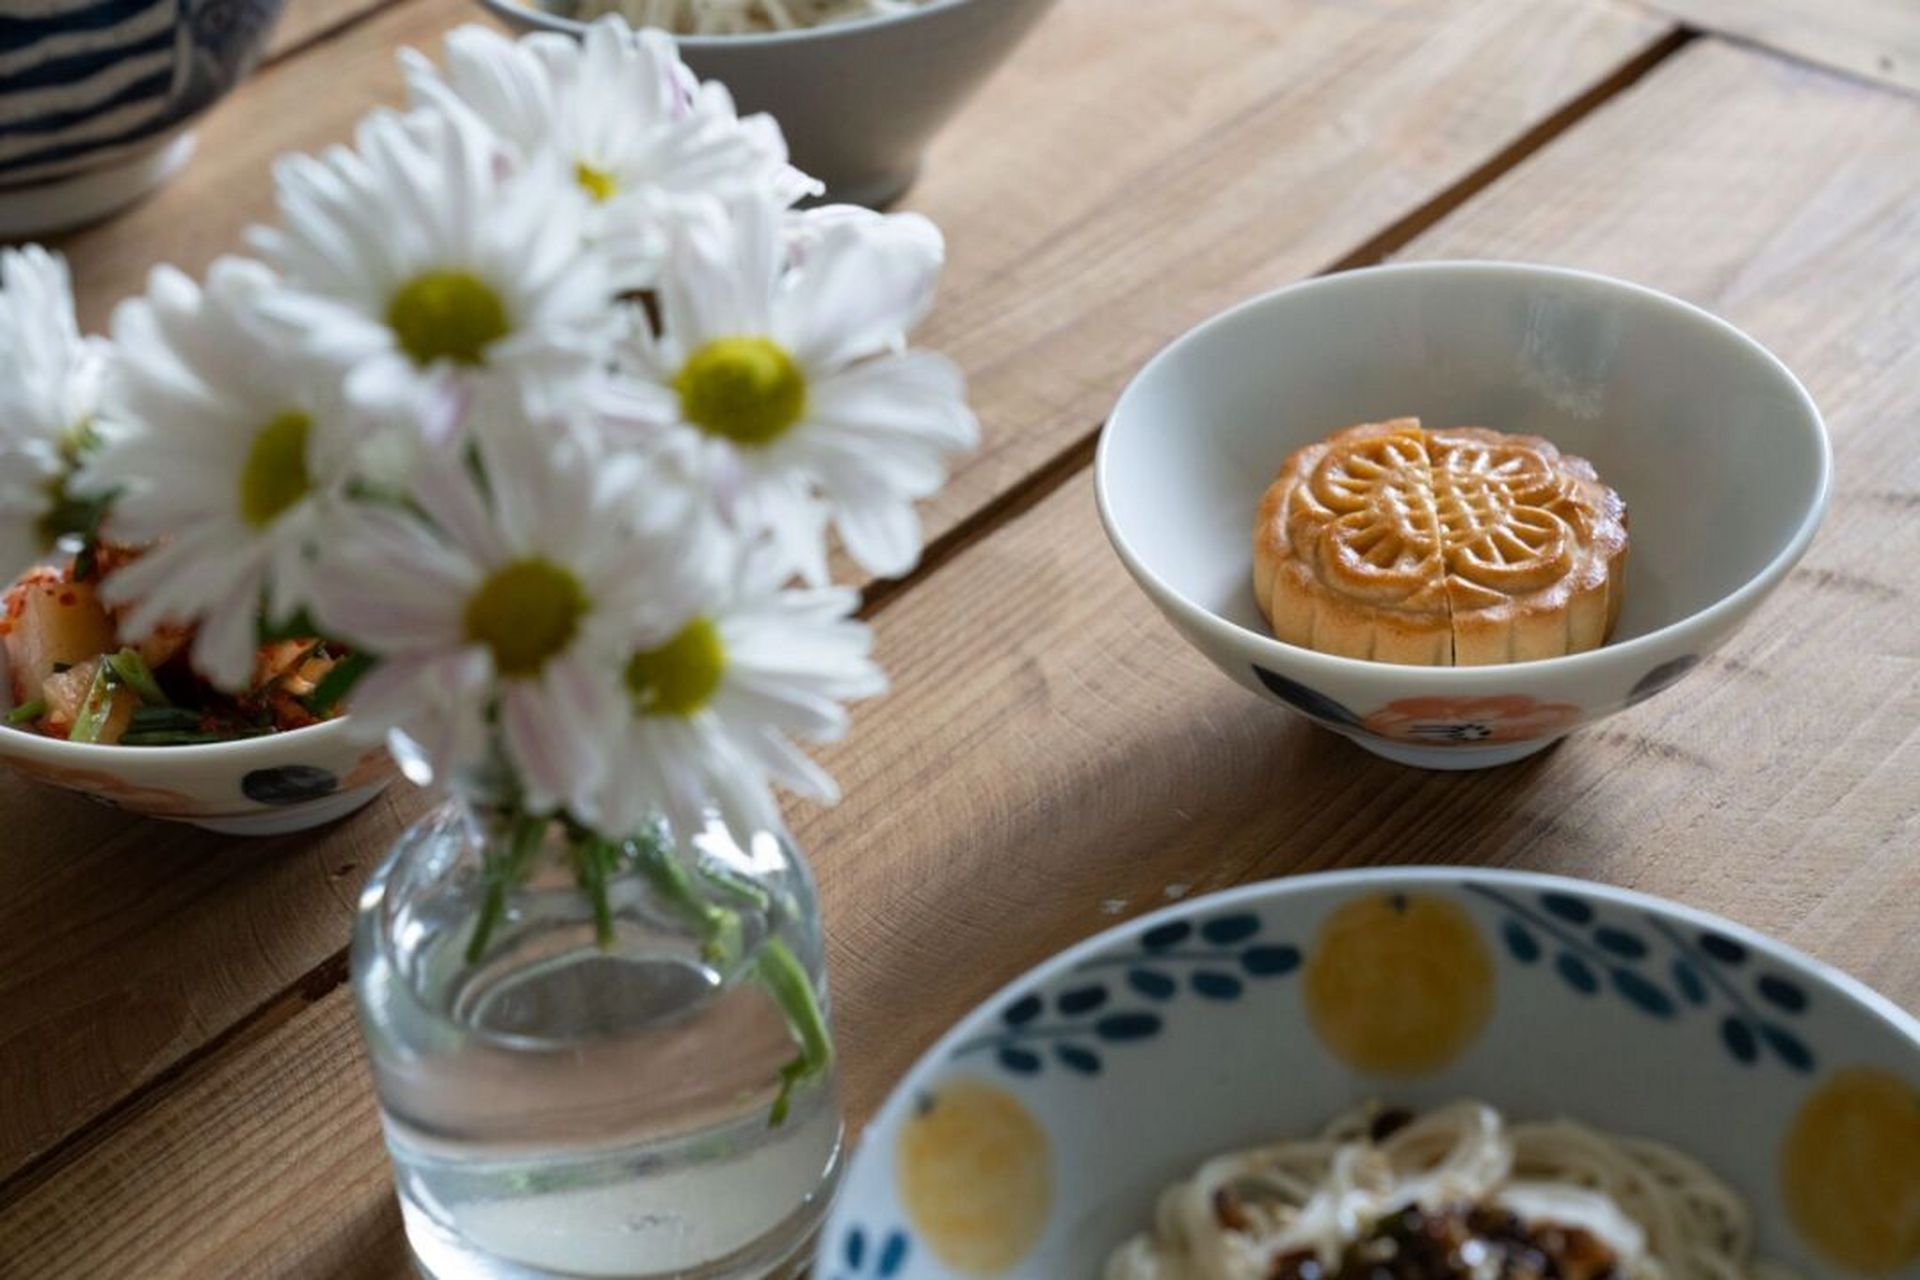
[1362,694,1581,746]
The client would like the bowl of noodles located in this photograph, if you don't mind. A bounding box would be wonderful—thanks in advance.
[479,0,1061,206]
[817,868,1920,1279]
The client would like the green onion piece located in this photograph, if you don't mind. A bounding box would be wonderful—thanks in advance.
[105,648,170,706]
[6,700,47,725]
[129,705,203,730]
[302,650,375,717]
[68,665,118,743]
[118,729,233,746]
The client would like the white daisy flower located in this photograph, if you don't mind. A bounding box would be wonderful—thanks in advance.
[249,106,611,423]
[591,546,884,845]
[603,192,976,581]
[308,413,701,815]
[403,19,806,292]
[0,246,105,574]
[81,258,363,691]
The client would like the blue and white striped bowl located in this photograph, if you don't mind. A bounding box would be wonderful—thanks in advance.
[0,0,285,237]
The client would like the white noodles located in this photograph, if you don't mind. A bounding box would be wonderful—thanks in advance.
[558,0,923,35]
[1105,1102,1794,1280]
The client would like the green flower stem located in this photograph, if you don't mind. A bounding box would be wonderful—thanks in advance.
[694,861,772,912]
[571,838,618,950]
[756,938,833,1128]
[466,813,548,965]
[636,839,741,968]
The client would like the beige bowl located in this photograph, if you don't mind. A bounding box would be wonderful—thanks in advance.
[477,0,1060,207]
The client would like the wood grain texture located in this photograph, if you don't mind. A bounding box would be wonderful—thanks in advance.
[265,0,412,62]
[49,0,480,335]
[0,990,405,1280]
[0,0,1669,1186]
[6,37,1919,1279]
[1640,0,1920,93]
[901,0,1669,564]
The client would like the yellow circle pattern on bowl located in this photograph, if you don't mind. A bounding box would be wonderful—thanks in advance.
[897,1078,1051,1274]
[1782,1066,1920,1274]
[1303,892,1494,1075]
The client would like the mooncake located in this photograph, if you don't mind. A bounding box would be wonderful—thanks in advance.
[1253,418,1627,665]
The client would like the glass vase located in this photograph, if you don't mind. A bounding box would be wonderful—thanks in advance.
[350,794,842,1279]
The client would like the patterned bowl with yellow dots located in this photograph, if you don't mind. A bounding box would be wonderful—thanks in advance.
[1095,262,1831,770]
[818,868,1920,1279]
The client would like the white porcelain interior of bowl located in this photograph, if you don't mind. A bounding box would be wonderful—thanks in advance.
[1100,263,1828,652]
[822,869,1920,1280]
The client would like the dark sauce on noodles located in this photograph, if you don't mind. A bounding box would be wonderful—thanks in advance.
[1253,1204,1621,1280]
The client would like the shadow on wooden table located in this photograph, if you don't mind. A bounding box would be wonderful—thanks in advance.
[311,1189,408,1280]
[821,687,1590,1125]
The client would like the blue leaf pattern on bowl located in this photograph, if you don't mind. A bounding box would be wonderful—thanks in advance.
[835,1225,910,1278]
[954,909,1302,1078]
[1251,667,1363,728]
[1626,654,1701,706]
[1470,884,1815,1072]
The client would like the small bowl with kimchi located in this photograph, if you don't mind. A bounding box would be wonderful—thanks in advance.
[0,554,391,835]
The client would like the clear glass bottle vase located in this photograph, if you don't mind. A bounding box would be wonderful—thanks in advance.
[351,794,842,1279]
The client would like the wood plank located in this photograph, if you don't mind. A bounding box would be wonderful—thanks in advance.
[7,36,1920,1277]
[265,0,411,62]
[0,0,1669,1185]
[52,0,473,332]
[1639,0,1920,93]
[901,0,1668,564]
[0,991,406,1280]
[54,0,1670,518]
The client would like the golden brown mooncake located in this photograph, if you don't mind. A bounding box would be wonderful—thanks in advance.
[1252,418,1627,666]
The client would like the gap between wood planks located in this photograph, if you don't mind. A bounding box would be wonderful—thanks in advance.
[860,24,1697,619]
[264,0,422,68]
[0,17,1699,1213]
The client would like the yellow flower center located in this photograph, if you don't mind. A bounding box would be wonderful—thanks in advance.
[463,558,589,679]
[575,160,620,204]
[674,337,807,446]
[624,617,725,717]
[238,411,313,528]
[386,270,510,368]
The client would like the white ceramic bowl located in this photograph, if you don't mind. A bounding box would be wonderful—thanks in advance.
[1095,262,1831,769]
[818,868,1920,1279]
[0,655,391,835]
[477,0,1059,207]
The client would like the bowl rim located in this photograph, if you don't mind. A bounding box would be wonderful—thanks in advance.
[827,865,1920,1256]
[475,0,986,46]
[1093,259,1835,686]
[0,704,356,764]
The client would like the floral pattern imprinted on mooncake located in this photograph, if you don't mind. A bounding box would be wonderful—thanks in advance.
[1362,694,1580,746]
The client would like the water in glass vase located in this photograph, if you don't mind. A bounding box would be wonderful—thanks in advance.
[352,801,843,1280]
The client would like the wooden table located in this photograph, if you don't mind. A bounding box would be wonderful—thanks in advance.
[3,0,1917,1274]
